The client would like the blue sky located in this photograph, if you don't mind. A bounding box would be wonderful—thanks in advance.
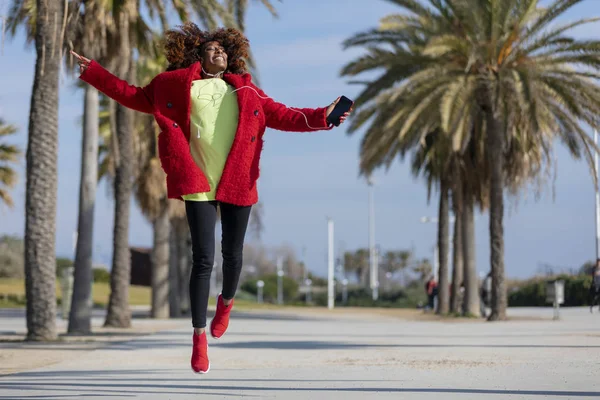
[0,0,598,279]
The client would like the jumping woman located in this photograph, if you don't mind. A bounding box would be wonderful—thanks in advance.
[72,23,350,374]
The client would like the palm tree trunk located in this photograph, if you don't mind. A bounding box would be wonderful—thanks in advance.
[462,184,479,316]
[24,0,64,341]
[436,178,450,314]
[68,85,99,334]
[168,219,180,318]
[104,102,134,327]
[152,203,170,319]
[450,187,464,314]
[104,21,134,327]
[486,110,507,321]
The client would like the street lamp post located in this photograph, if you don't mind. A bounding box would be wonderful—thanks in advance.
[276,257,284,305]
[368,177,379,301]
[327,217,335,310]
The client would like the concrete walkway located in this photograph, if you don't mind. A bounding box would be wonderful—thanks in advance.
[1,307,599,399]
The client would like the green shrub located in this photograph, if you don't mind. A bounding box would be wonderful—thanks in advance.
[307,287,421,308]
[241,274,299,303]
[0,236,24,279]
[508,274,593,307]
[306,273,327,287]
[93,268,111,283]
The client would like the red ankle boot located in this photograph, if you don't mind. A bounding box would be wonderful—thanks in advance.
[210,294,233,339]
[191,331,210,374]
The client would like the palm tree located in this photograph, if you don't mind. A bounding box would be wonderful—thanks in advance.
[102,0,138,328]
[343,249,370,287]
[342,0,600,321]
[0,120,21,208]
[68,78,100,333]
[409,129,487,316]
[449,181,463,314]
[409,131,454,314]
[380,250,412,290]
[67,0,118,334]
[413,258,433,282]
[381,250,411,275]
[133,51,171,319]
[19,0,65,341]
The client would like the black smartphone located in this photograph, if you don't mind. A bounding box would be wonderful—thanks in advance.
[326,95,354,127]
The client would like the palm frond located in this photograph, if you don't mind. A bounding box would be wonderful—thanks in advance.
[0,119,21,208]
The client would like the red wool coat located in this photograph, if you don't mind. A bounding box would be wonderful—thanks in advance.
[80,61,332,206]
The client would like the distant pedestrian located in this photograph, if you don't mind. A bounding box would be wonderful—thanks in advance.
[459,282,466,314]
[425,276,438,310]
[480,272,492,317]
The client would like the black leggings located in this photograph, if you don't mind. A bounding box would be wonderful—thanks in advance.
[185,200,252,328]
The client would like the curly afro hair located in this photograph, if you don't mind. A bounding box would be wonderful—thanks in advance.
[164,23,250,74]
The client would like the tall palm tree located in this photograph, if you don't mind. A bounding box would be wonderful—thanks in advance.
[7,0,78,338]
[133,51,171,319]
[409,129,487,316]
[21,0,65,341]
[0,120,21,208]
[68,79,100,333]
[409,131,453,314]
[449,181,463,314]
[342,0,600,321]
[102,0,138,328]
[67,0,118,334]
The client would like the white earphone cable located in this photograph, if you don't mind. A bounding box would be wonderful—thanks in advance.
[193,77,332,131]
[230,85,330,130]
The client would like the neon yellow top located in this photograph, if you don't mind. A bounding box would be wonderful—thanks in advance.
[182,79,239,201]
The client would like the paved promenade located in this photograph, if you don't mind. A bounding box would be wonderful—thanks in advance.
[1,307,598,399]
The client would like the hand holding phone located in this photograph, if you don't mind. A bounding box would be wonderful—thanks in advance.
[326,96,354,127]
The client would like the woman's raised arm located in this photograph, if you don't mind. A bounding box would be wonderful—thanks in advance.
[72,51,155,114]
[249,84,349,132]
